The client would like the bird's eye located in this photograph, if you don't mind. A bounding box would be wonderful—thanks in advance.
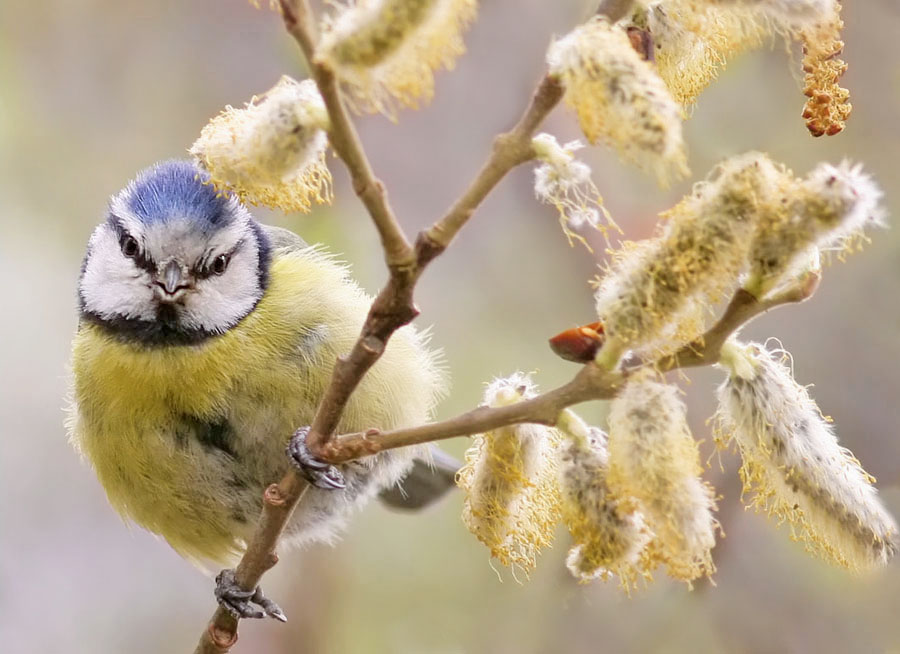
[211,254,230,275]
[120,235,139,258]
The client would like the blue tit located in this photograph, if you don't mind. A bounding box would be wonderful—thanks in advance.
[68,160,456,592]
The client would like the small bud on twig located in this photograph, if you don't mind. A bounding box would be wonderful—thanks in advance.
[531,133,617,248]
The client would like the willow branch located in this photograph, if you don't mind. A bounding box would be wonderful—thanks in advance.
[196,5,563,652]
[307,71,563,455]
[656,270,821,371]
[280,0,413,267]
[321,274,821,464]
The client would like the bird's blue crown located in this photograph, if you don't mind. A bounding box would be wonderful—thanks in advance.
[121,160,236,229]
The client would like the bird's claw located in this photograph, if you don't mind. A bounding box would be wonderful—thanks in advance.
[214,569,287,622]
[287,426,346,490]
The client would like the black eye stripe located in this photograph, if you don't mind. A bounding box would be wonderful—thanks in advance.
[195,239,244,278]
[107,214,155,273]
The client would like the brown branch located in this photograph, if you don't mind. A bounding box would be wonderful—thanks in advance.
[321,361,623,463]
[306,71,563,457]
[320,273,821,465]
[195,4,564,652]
[656,270,821,372]
[280,0,413,268]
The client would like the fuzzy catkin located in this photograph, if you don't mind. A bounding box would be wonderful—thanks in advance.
[594,151,785,358]
[648,1,768,106]
[608,375,717,582]
[703,0,836,29]
[457,373,561,574]
[748,160,883,291]
[547,17,687,185]
[558,415,653,587]
[316,0,477,117]
[716,341,898,569]
[190,76,332,213]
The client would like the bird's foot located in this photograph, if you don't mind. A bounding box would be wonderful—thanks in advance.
[214,568,287,622]
[287,426,345,490]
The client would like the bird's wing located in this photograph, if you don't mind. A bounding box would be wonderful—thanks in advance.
[378,446,461,512]
[261,224,309,255]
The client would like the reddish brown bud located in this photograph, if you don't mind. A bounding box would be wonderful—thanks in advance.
[549,321,605,363]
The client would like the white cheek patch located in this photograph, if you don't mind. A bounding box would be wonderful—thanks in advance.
[80,200,264,335]
[178,236,263,332]
[80,224,156,321]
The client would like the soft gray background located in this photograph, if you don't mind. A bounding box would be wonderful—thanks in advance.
[2,1,899,652]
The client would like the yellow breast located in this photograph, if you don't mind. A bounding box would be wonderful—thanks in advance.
[69,248,444,564]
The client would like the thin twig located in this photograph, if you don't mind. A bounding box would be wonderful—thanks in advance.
[280,0,413,268]
[321,274,821,464]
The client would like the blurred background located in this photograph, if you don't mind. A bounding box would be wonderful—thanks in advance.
[2,1,900,652]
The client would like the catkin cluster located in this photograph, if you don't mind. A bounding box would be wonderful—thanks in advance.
[557,411,653,588]
[593,152,784,359]
[643,0,846,135]
[593,151,884,363]
[456,374,562,575]
[608,375,718,583]
[316,0,477,117]
[547,17,688,186]
[716,341,898,569]
[190,76,332,213]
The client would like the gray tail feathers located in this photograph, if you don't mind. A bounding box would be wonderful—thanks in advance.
[378,446,461,511]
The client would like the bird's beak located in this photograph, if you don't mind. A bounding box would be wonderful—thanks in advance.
[153,260,193,303]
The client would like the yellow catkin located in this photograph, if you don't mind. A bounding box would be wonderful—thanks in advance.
[547,17,688,186]
[594,151,784,360]
[799,1,849,137]
[557,411,654,589]
[648,0,769,106]
[316,0,477,117]
[608,374,717,583]
[716,341,898,569]
[705,0,836,29]
[747,160,883,294]
[457,373,562,575]
[190,76,332,213]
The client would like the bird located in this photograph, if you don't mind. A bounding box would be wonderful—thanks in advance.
[68,159,456,619]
